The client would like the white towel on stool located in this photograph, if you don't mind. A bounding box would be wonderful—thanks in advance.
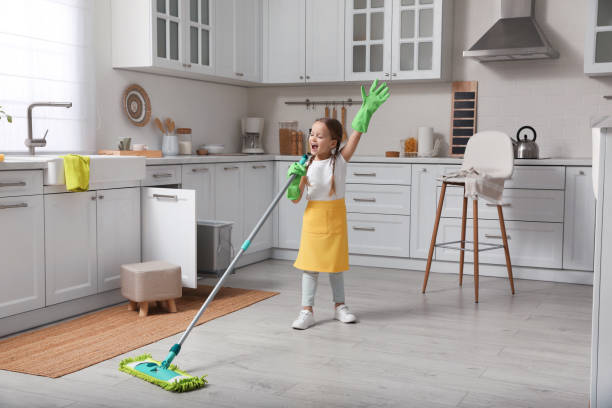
[441,167,507,204]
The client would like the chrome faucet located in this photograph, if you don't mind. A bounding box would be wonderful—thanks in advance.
[26,102,72,155]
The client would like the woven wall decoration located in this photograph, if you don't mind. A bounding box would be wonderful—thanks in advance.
[122,84,151,127]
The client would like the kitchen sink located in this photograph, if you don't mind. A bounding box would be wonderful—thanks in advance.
[4,155,146,185]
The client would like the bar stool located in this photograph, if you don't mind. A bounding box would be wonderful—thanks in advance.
[421,131,515,303]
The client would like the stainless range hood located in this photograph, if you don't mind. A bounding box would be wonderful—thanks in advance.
[463,0,559,62]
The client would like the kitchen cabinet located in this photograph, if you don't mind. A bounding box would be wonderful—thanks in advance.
[215,163,244,251]
[182,163,215,220]
[410,164,442,259]
[45,192,98,306]
[345,0,452,81]
[585,0,612,75]
[0,195,45,318]
[216,0,262,82]
[244,162,274,252]
[97,188,141,292]
[563,167,596,271]
[347,212,410,257]
[263,0,344,83]
[141,187,198,288]
[276,161,306,249]
[112,0,215,77]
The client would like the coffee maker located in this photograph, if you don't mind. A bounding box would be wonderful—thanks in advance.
[241,117,265,154]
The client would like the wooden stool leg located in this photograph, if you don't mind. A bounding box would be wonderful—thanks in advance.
[128,300,137,311]
[459,193,468,287]
[473,199,479,304]
[138,302,149,317]
[497,205,515,295]
[422,182,448,294]
[167,299,177,313]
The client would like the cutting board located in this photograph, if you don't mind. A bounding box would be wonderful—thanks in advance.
[98,150,162,158]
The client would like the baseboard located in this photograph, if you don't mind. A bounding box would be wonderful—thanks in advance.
[271,248,594,285]
[0,289,126,339]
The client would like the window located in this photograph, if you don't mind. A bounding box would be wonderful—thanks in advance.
[0,0,94,153]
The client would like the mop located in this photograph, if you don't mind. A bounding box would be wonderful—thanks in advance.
[119,154,309,392]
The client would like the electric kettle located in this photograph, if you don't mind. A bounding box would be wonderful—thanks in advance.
[514,125,539,159]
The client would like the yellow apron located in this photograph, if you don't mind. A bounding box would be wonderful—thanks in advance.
[294,199,349,273]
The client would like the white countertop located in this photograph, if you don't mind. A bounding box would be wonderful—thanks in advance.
[0,154,592,171]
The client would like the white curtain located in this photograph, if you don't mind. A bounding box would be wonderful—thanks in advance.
[0,0,94,153]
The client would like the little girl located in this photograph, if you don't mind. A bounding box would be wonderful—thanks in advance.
[287,80,390,330]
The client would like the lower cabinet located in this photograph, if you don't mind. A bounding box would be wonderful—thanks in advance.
[45,192,98,305]
[436,218,564,269]
[215,163,244,251]
[276,161,306,249]
[0,195,45,318]
[410,164,444,259]
[182,164,215,220]
[244,161,274,252]
[347,213,410,257]
[563,167,596,271]
[45,188,142,305]
[97,188,141,292]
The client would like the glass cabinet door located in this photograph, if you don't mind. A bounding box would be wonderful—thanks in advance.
[186,0,214,73]
[154,0,183,68]
[392,0,440,79]
[595,0,612,64]
[345,0,392,81]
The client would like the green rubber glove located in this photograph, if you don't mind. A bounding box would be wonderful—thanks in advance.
[351,79,390,133]
[287,162,306,200]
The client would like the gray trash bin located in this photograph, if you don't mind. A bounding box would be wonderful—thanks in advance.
[197,220,233,276]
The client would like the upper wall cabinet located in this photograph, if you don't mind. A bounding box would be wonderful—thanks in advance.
[112,0,214,75]
[585,0,612,75]
[263,0,345,84]
[215,0,262,82]
[345,0,452,81]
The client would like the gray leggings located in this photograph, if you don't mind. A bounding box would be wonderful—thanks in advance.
[301,271,345,307]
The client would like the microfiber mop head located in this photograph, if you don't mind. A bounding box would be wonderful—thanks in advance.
[119,354,207,392]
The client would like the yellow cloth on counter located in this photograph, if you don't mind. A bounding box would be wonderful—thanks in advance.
[294,199,349,273]
[0,154,4,162]
[62,154,90,192]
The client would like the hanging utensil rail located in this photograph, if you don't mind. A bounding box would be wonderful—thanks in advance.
[285,98,362,109]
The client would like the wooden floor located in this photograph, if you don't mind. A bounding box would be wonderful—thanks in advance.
[0,260,592,407]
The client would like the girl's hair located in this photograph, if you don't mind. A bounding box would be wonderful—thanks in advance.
[305,118,344,197]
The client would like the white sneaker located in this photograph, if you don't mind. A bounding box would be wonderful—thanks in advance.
[334,305,357,323]
[292,310,315,330]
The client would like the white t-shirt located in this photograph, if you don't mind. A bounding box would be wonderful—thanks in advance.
[305,153,347,201]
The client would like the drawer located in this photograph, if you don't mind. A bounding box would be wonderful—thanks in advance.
[0,170,43,197]
[347,163,411,185]
[436,165,565,190]
[347,213,410,257]
[438,186,565,222]
[346,184,410,215]
[143,165,181,186]
[436,218,563,269]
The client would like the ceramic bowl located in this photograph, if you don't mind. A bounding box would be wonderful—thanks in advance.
[202,144,224,154]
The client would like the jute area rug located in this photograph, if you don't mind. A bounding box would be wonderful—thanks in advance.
[0,285,278,378]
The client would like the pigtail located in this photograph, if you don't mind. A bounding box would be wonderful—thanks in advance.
[304,154,316,187]
[328,146,339,197]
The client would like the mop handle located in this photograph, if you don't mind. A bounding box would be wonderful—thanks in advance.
[162,154,309,368]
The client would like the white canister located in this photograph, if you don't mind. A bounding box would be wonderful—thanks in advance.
[417,127,435,157]
[178,141,192,155]
[162,134,179,156]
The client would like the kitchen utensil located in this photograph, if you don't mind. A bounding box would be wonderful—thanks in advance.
[325,106,330,118]
[153,117,164,134]
[514,125,539,159]
[241,117,265,154]
[122,84,151,127]
[132,144,145,151]
[341,106,347,141]
[164,118,175,134]
[332,106,337,119]
[417,127,435,157]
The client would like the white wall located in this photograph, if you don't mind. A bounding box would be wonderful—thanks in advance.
[94,0,248,153]
[248,0,612,158]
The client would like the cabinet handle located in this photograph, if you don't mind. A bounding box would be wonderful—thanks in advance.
[191,168,209,173]
[235,72,244,77]
[392,73,397,77]
[579,170,585,175]
[421,168,427,173]
[299,75,304,79]
[485,203,511,207]
[153,193,178,200]
[252,165,267,169]
[384,73,390,77]
[353,172,376,177]
[152,173,173,178]
[306,75,310,79]
[353,197,376,202]
[0,202,28,210]
[604,95,612,100]
[91,196,96,201]
[98,195,104,200]
[0,181,26,188]
[484,234,511,240]
[224,166,239,171]
[353,226,376,232]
